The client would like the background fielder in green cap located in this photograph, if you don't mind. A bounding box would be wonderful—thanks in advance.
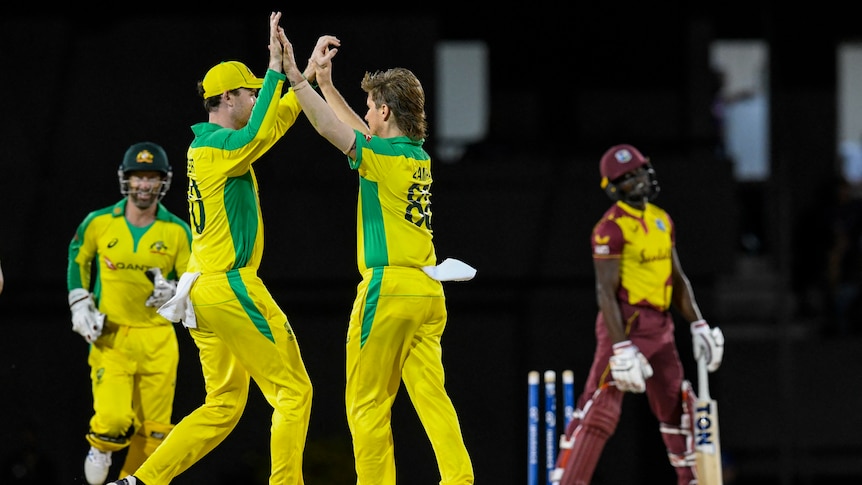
[67,141,192,484]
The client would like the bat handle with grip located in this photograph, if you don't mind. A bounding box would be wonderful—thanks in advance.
[697,353,711,401]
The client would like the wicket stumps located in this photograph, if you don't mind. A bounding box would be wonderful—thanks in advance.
[528,369,575,485]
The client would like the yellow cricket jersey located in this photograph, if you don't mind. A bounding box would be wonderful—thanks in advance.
[351,134,436,271]
[591,201,675,311]
[67,200,192,327]
[186,69,302,274]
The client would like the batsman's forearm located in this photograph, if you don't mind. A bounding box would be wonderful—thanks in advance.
[597,293,626,343]
[672,281,702,323]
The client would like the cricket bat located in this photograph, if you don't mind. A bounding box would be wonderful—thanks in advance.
[694,354,723,485]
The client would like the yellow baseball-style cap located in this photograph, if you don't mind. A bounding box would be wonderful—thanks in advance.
[201,61,263,98]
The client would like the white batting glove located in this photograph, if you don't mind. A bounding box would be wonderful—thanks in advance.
[691,320,724,372]
[145,268,177,308]
[68,288,105,343]
[609,340,653,393]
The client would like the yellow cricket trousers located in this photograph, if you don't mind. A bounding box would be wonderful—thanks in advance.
[136,268,313,485]
[87,322,178,473]
[347,266,473,485]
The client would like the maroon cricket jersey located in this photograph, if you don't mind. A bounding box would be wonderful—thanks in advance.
[592,201,676,312]
[584,201,684,425]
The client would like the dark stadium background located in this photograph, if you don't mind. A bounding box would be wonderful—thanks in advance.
[1,7,859,484]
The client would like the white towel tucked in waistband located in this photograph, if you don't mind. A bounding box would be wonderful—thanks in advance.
[158,271,200,328]
[421,258,477,282]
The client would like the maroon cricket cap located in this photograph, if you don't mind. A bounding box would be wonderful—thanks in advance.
[599,144,650,189]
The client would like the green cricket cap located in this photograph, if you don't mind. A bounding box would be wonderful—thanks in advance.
[121,142,171,175]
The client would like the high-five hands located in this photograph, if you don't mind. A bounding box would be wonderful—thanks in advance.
[310,35,340,69]
[268,11,286,72]
[273,14,340,85]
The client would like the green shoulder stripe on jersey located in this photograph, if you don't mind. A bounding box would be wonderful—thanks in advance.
[99,201,126,221]
[363,135,428,159]
[188,71,285,152]
[66,201,120,291]
[189,122,222,148]
[189,121,255,152]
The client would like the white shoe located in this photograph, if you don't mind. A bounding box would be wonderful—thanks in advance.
[84,446,112,484]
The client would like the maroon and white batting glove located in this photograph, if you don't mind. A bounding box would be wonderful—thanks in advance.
[609,340,653,393]
[691,320,724,372]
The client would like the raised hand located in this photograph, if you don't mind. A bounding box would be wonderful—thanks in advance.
[309,35,340,86]
[278,30,300,82]
[268,11,285,73]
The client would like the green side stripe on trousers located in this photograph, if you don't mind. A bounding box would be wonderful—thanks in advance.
[360,267,384,349]
[228,269,275,343]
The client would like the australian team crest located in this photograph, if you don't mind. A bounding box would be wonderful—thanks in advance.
[149,241,169,254]
[136,149,155,164]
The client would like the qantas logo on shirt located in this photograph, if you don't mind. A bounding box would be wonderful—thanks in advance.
[102,256,155,272]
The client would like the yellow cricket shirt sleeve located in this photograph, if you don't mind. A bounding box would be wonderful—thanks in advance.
[245,69,287,144]
[203,69,288,178]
